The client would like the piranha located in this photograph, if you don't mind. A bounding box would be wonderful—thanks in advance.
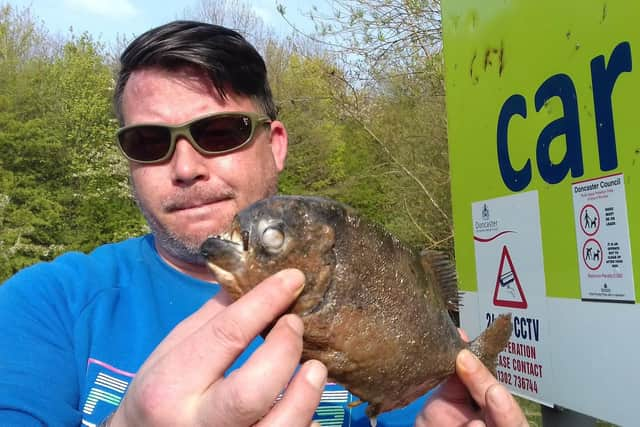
[200,195,512,423]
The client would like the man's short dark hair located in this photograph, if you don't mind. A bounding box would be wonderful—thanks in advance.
[113,20,276,125]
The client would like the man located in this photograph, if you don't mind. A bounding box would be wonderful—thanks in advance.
[0,21,527,426]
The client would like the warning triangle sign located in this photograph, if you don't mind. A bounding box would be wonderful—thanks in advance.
[493,245,528,309]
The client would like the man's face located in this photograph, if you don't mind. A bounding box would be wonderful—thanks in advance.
[121,67,287,266]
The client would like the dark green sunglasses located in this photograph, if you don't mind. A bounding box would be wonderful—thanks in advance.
[116,111,272,164]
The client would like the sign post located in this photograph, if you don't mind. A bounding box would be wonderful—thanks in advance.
[442,1,640,425]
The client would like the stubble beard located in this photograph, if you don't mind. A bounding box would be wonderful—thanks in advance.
[132,177,279,266]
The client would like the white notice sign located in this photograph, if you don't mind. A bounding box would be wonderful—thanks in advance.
[472,191,552,404]
[572,173,635,303]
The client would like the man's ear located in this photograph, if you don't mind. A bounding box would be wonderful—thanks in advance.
[268,120,288,172]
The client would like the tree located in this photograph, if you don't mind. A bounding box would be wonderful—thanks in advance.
[269,49,394,226]
[49,31,147,252]
[0,4,145,281]
[277,0,452,252]
[362,54,452,250]
[278,0,442,84]
[182,0,278,54]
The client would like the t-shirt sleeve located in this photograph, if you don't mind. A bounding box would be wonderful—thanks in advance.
[0,262,82,425]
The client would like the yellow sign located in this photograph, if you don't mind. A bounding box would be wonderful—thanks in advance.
[442,1,640,299]
[442,1,640,423]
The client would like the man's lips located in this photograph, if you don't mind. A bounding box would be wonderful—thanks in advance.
[162,189,235,212]
[167,197,231,212]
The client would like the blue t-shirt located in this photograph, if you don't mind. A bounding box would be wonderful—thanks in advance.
[0,235,427,426]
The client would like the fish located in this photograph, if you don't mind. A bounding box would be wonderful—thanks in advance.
[200,195,512,421]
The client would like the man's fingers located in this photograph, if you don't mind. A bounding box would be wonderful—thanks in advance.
[202,313,306,426]
[457,328,470,342]
[455,349,498,408]
[485,383,529,427]
[202,269,305,370]
[147,295,228,362]
[457,349,528,427]
[153,269,306,393]
[255,360,327,427]
[232,314,303,395]
[415,375,478,427]
[428,374,469,404]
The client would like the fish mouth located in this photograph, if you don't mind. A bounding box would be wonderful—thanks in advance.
[200,228,247,287]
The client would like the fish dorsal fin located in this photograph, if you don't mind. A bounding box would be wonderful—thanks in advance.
[419,249,461,311]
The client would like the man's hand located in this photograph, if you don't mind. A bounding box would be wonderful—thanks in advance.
[109,269,327,427]
[417,349,529,427]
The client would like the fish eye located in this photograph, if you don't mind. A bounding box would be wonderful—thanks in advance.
[261,226,285,251]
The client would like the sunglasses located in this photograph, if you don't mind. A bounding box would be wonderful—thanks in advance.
[116,111,272,164]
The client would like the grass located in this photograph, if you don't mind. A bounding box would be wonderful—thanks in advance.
[518,397,542,426]
[516,397,618,427]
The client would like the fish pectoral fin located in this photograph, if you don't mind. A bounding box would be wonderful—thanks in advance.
[302,316,332,348]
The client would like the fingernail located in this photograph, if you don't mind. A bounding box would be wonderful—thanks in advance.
[304,360,327,389]
[309,422,322,427]
[487,384,512,411]
[457,349,480,374]
[276,269,305,297]
[285,314,304,336]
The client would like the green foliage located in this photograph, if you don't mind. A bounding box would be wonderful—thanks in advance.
[0,4,145,282]
[0,0,454,283]
[50,31,146,252]
[303,0,442,80]
[271,52,394,225]
[280,0,453,254]
[364,54,452,252]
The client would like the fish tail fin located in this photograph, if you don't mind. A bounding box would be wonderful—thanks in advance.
[468,313,512,374]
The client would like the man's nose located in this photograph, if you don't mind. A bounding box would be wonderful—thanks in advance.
[170,137,209,186]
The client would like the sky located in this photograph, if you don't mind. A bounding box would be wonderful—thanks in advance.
[8,0,321,46]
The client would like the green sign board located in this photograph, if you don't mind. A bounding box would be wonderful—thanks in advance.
[442,0,639,423]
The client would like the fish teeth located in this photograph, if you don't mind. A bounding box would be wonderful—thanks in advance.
[215,231,233,241]
[230,229,242,243]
